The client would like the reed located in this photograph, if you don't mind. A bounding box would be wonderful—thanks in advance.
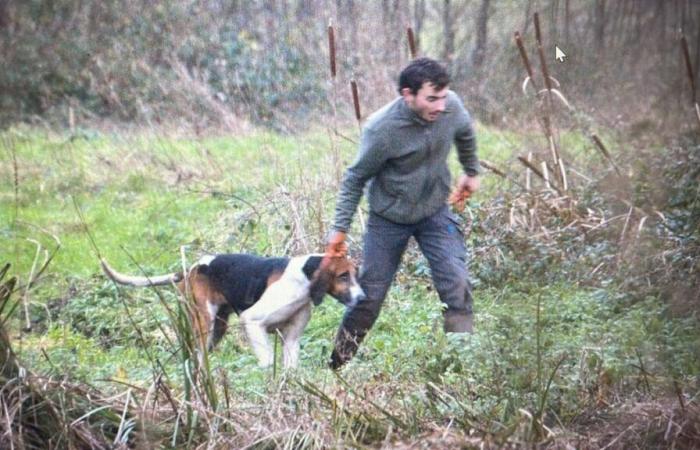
[351,79,361,123]
[407,26,417,59]
[327,19,341,184]
[591,134,622,176]
[328,21,336,79]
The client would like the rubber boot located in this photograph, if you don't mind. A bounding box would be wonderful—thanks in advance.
[443,311,473,333]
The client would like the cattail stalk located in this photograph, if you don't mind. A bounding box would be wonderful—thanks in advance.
[327,20,340,183]
[350,78,366,232]
[533,12,566,190]
[591,134,622,176]
[514,31,537,89]
[407,26,417,59]
[517,155,563,195]
[351,79,361,123]
[534,12,542,45]
[481,159,527,190]
[328,21,336,79]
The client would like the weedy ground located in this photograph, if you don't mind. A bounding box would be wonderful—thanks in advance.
[1,125,698,448]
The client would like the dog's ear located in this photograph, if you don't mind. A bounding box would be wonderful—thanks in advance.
[309,269,333,306]
[304,256,335,306]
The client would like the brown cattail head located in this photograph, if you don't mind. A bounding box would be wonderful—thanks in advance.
[351,79,361,121]
[328,20,336,79]
[407,26,417,59]
[534,12,542,46]
[680,35,697,103]
[514,31,536,84]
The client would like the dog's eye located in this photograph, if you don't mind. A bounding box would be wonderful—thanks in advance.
[338,272,350,281]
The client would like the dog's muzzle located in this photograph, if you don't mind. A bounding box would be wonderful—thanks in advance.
[346,284,366,308]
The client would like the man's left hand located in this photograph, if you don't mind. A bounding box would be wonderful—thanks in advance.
[448,174,480,211]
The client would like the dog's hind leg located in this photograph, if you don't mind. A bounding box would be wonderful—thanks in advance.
[280,303,312,369]
[209,306,232,350]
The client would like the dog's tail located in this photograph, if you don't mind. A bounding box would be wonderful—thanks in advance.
[101,258,183,287]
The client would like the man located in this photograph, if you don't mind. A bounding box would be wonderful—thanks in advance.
[326,57,480,370]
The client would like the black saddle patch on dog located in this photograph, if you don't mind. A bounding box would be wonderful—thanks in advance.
[206,254,290,314]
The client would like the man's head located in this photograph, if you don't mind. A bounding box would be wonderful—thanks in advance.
[398,57,450,122]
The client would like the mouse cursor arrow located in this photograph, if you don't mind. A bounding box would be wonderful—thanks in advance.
[555,45,566,63]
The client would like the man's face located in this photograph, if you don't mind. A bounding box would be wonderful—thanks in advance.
[402,82,448,122]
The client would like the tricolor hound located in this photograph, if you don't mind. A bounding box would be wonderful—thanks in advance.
[101,253,365,368]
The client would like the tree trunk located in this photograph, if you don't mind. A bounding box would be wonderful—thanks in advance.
[442,0,455,64]
[595,0,606,50]
[694,3,700,102]
[0,0,9,29]
[471,0,490,72]
[413,0,426,56]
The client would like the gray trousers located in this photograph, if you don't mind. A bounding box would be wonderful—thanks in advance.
[330,205,473,369]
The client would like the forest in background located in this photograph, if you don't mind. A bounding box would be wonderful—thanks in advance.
[1,0,699,133]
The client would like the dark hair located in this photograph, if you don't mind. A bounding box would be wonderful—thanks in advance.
[398,57,450,95]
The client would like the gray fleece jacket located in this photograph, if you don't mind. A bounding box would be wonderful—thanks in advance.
[332,90,479,232]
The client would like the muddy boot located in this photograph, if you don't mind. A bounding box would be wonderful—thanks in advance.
[443,311,473,333]
[329,326,368,370]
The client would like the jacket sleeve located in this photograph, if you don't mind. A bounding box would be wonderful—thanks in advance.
[332,127,388,232]
[453,95,480,176]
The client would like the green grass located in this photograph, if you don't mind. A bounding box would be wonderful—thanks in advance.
[2,125,698,447]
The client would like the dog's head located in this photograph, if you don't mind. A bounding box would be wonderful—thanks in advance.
[303,255,365,308]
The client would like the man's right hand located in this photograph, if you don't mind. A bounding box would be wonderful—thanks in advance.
[325,231,348,258]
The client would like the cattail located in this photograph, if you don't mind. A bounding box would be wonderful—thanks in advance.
[538,47,553,91]
[680,35,696,104]
[479,160,506,178]
[514,31,536,88]
[350,79,361,122]
[328,20,336,79]
[517,155,563,195]
[591,134,622,176]
[407,26,417,59]
[534,12,542,46]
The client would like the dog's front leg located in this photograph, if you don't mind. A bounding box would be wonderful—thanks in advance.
[280,303,312,369]
[241,277,307,368]
[241,318,274,367]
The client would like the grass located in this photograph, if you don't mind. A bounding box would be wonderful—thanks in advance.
[1,125,699,448]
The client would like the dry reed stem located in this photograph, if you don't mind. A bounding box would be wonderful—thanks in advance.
[541,161,551,191]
